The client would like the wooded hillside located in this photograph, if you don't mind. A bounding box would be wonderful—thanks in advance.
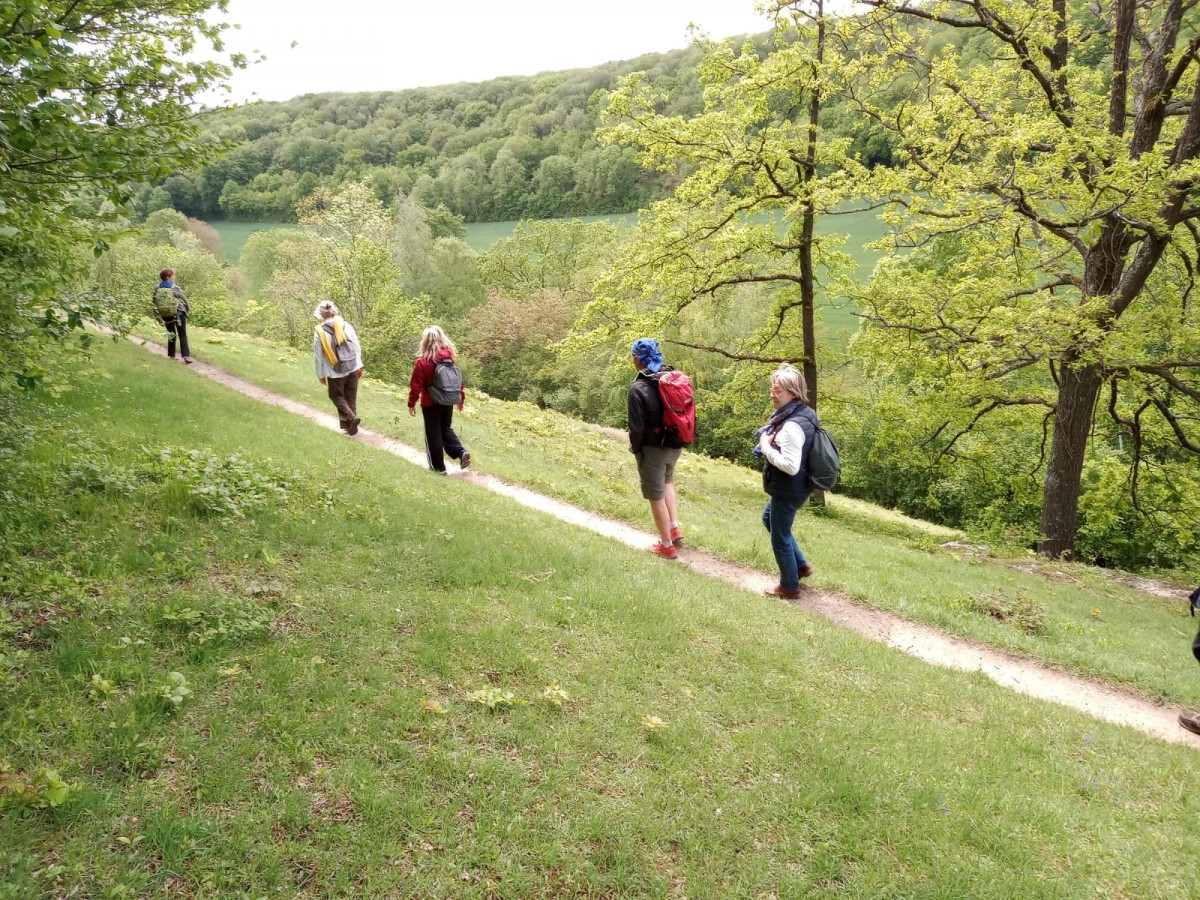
[149,34,895,223]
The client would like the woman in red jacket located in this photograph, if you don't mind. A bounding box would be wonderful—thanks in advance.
[408,326,470,474]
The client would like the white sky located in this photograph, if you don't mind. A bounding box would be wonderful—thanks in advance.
[211,0,772,103]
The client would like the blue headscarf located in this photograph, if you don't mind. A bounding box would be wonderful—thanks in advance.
[631,338,664,374]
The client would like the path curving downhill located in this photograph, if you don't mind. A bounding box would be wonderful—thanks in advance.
[138,337,1200,750]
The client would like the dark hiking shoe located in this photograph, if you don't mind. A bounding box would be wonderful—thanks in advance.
[1179,711,1200,736]
[764,585,803,599]
[183,357,193,364]
[799,564,814,579]
[347,416,361,435]
[460,450,471,470]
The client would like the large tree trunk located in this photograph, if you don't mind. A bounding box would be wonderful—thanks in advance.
[1038,362,1103,558]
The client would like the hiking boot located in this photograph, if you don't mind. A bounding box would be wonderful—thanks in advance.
[799,564,814,579]
[183,357,193,364]
[669,526,683,547]
[1180,711,1200,736]
[460,450,471,470]
[649,542,678,559]
[764,585,803,599]
[348,416,360,435]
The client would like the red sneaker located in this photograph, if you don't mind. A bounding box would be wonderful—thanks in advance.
[669,526,683,547]
[649,542,678,559]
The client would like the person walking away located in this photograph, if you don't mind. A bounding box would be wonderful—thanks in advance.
[408,326,470,473]
[153,268,191,363]
[627,338,686,558]
[1179,587,1200,736]
[757,363,818,598]
[313,300,364,435]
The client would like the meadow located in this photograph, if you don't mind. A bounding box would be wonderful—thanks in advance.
[2,335,1199,897]
[136,324,1200,709]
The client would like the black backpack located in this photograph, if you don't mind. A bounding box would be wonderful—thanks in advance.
[322,323,359,375]
[806,424,841,491]
[428,358,463,405]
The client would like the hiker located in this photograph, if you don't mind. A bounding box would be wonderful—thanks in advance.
[153,268,191,363]
[407,325,470,474]
[757,363,818,599]
[313,300,364,435]
[627,337,685,559]
[1180,587,1200,736]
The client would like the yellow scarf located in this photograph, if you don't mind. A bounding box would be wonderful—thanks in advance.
[316,316,347,366]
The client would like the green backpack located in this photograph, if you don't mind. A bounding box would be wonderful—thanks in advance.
[153,287,179,318]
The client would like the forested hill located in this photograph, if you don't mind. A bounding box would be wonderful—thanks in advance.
[152,32,892,224]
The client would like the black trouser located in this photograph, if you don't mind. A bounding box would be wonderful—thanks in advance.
[326,371,360,430]
[421,404,464,472]
[162,316,190,358]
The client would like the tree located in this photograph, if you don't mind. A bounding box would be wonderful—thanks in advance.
[0,0,240,387]
[853,0,1200,557]
[581,2,861,416]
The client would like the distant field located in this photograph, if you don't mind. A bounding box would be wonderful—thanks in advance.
[210,206,887,345]
[209,220,297,263]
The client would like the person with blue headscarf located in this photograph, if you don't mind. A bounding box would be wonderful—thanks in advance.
[628,337,686,558]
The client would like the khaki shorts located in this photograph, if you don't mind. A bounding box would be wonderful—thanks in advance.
[636,445,682,500]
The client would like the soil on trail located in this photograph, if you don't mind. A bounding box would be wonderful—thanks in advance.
[140,338,1200,750]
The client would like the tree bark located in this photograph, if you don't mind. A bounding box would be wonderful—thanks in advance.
[1038,361,1102,558]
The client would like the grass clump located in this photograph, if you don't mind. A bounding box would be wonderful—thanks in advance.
[969,590,1048,635]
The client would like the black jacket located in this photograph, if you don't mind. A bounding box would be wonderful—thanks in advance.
[628,367,685,454]
[762,403,818,501]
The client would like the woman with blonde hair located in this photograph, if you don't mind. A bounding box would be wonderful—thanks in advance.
[756,363,818,598]
[407,326,470,473]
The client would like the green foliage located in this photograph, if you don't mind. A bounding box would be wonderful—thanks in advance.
[854,0,1200,556]
[0,0,240,391]
[90,228,242,330]
[158,40,752,223]
[154,595,274,650]
[146,446,294,520]
[461,219,626,410]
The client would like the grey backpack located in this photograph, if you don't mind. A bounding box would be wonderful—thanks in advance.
[322,324,359,375]
[429,358,463,405]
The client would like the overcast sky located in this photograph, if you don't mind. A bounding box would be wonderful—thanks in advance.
[211,0,772,103]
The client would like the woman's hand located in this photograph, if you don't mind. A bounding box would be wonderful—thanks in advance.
[457,402,464,412]
[758,431,773,453]
[318,377,327,386]
[408,406,417,417]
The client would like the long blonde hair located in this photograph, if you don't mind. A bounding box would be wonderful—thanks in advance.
[417,325,456,363]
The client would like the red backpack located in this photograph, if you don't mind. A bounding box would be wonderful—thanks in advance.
[656,370,695,445]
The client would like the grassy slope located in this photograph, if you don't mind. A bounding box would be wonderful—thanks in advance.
[170,325,1200,708]
[2,337,1199,897]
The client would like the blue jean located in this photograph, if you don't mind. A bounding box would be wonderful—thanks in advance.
[763,496,809,591]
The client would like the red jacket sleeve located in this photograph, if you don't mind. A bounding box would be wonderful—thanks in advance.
[408,358,430,408]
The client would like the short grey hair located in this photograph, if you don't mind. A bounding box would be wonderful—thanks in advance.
[313,299,339,319]
[771,363,808,403]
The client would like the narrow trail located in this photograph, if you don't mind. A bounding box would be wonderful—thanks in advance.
[140,338,1200,750]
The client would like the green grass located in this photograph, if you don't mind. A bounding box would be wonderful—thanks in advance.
[157,324,1200,709]
[3,337,1200,896]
